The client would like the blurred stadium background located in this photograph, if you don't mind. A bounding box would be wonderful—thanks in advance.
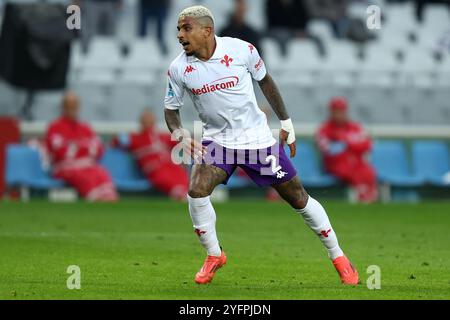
[0,0,450,202]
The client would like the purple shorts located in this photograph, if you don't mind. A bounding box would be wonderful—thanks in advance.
[201,140,297,187]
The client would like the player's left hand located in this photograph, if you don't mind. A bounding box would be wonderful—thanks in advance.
[280,118,296,158]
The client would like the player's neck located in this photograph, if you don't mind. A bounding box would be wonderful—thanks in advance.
[331,120,348,127]
[62,115,78,123]
[195,37,217,61]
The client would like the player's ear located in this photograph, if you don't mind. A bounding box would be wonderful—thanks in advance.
[203,26,212,38]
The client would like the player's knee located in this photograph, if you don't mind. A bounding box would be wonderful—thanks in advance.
[290,188,309,209]
[188,187,210,198]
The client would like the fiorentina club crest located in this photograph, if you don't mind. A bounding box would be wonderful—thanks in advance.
[221,55,233,67]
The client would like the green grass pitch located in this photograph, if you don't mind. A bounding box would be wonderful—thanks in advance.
[0,199,449,300]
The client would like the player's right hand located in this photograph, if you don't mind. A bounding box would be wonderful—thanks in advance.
[182,137,206,164]
[280,118,296,158]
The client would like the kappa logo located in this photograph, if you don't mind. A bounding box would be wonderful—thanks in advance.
[190,76,239,95]
[184,65,196,75]
[221,55,233,67]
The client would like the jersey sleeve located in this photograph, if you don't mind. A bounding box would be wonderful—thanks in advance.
[244,42,267,81]
[164,63,185,110]
[315,124,331,153]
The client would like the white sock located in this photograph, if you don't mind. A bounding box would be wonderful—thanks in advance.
[187,195,222,257]
[296,196,344,260]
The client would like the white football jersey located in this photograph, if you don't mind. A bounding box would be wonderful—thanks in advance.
[164,36,276,150]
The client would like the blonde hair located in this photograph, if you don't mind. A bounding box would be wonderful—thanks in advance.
[178,5,215,26]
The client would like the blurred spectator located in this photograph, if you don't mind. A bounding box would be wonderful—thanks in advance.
[316,97,378,203]
[112,109,189,201]
[45,92,118,201]
[77,0,122,53]
[265,0,324,56]
[220,0,262,55]
[138,0,171,55]
[304,0,350,39]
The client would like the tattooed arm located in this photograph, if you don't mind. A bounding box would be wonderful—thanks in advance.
[258,73,297,157]
[258,73,290,121]
[164,109,183,137]
[164,108,205,159]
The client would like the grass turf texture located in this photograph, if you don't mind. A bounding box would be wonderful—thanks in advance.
[0,200,449,300]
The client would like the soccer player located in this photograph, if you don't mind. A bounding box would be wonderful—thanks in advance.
[164,6,359,285]
[112,109,189,201]
[45,92,118,201]
[316,97,378,203]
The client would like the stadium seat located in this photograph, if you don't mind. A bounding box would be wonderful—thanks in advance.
[322,40,360,73]
[246,0,266,31]
[412,141,450,186]
[122,38,163,72]
[422,4,450,32]
[436,55,450,87]
[384,2,416,32]
[80,37,123,71]
[77,68,116,84]
[109,81,154,121]
[69,40,84,74]
[71,82,113,121]
[278,86,324,123]
[307,20,334,42]
[31,91,65,121]
[321,39,362,88]
[261,38,283,73]
[285,39,322,73]
[399,50,437,88]
[289,142,338,188]
[359,42,400,87]
[5,144,64,189]
[406,90,450,125]
[361,41,397,72]
[371,141,424,186]
[100,148,151,192]
[0,80,21,117]
[416,27,446,53]
[352,88,407,124]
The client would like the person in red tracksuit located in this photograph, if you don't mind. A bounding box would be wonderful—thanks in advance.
[316,97,378,203]
[45,92,118,201]
[112,109,189,201]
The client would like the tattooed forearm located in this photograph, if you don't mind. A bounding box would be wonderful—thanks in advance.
[258,73,290,121]
[164,109,183,133]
